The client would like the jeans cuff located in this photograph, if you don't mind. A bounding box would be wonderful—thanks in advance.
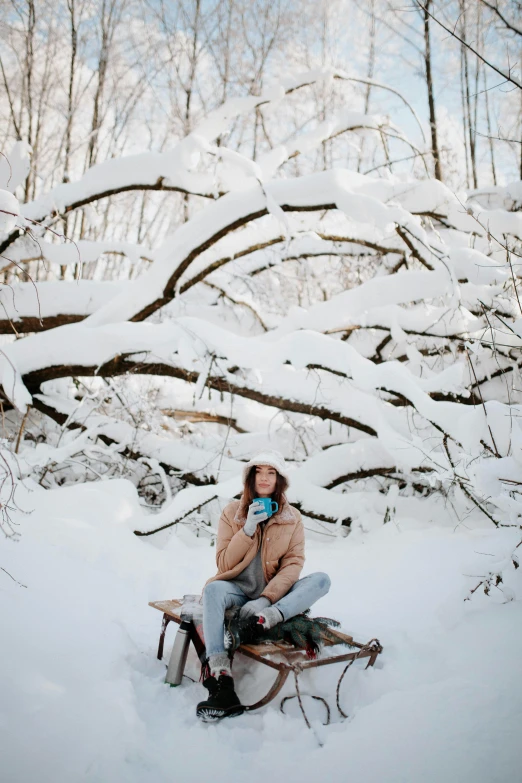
[205,648,226,657]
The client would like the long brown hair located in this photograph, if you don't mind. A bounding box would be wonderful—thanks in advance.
[238,465,288,520]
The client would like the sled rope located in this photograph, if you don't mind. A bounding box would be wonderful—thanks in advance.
[279,664,330,747]
[336,638,382,719]
[279,637,382,742]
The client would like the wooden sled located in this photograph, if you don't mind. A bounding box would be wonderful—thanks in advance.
[149,599,383,717]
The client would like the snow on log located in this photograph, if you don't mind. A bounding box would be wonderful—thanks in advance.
[0,281,128,333]
[5,237,153,268]
[2,313,515,463]
[33,392,432,531]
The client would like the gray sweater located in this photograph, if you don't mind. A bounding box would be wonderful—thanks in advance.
[231,522,268,599]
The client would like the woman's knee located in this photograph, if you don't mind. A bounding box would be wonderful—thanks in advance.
[313,571,331,594]
[203,580,229,605]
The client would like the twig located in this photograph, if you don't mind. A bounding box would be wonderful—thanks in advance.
[443,435,499,526]
[133,496,217,536]
[15,407,31,454]
[465,346,500,456]
[479,0,522,37]
[0,565,27,588]
[506,241,522,315]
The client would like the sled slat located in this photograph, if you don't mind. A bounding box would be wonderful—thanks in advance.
[240,641,291,656]
[324,627,354,645]
[149,599,183,619]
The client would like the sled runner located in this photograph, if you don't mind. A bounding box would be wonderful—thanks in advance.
[149,598,383,716]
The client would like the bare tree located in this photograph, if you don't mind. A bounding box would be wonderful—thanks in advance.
[421,0,443,180]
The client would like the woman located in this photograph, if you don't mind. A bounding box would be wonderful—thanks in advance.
[197,450,331,721]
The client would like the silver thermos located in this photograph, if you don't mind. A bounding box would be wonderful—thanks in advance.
[165,621,192,686]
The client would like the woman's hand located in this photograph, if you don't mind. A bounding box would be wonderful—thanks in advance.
[239,596,271,621]
[243,500,268,536]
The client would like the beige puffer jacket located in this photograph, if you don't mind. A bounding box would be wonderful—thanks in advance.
[205,498,305,604]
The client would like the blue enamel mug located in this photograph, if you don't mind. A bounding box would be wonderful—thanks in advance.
[253,497,279,518]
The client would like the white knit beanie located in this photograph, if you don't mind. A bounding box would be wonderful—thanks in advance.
[241,450,290,486]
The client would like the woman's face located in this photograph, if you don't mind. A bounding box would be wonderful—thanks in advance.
[254,464,277,497]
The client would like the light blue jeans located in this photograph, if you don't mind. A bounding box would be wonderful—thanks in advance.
[202,572,331,657]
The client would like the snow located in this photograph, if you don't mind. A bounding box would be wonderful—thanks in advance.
[274,269,453,334]
[31,166,485,331]
[12,238,153,267]
[0,314,464,432]
[468,180,522,212]
[257,109,391,180]
[0,188,20,233]
[57,164,480,331]
[0,280,127,321]
[1,477,521,783]
[0,141,31,193]
[449,247,508,285]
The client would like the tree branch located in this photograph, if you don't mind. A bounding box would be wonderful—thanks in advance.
[23,356,378,436]
[415,1,522,89]
[479,0,522,37]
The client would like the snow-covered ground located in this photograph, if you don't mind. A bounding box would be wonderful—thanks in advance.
[1,478,521,783]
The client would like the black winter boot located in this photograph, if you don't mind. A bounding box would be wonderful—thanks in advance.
[196,674,244,722]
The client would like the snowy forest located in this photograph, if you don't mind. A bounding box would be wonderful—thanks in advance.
[1,0,521,780]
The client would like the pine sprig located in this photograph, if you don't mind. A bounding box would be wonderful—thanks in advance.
[226,610,352,660]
